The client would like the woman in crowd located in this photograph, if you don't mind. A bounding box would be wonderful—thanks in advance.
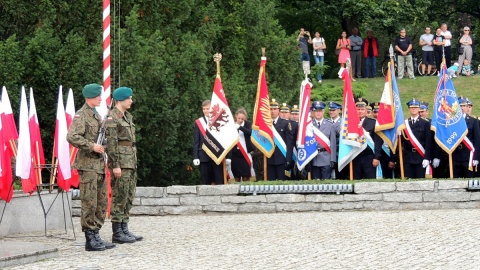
[336,31,354,81]
[312,31,327,83]
[457,26,473,76]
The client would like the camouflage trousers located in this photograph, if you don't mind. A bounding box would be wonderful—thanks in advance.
[79,170,107,232]
[110,168,137,223]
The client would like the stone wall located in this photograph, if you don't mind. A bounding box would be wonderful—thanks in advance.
[71,180,480,216]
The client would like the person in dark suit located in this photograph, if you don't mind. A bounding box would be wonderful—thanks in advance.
[267,99,294,180]
[328,101,344,179]
[352,98,382,179]
[453,97,480,178]
[193,100,226,185]
[310,101,337,179]
[401,99,432,178]
[231,108,254,182]
[289,105,302,180]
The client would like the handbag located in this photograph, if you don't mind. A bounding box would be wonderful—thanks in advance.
[458,46,464,55]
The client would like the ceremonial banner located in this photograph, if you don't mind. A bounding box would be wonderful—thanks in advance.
[0,100,14,202]
[66,88,80,187]
[28,88,45,185]
[55,87,73,191]
[1,86,18,156]
[15,87,36,193]
[338,69,367,171]
[431,65,467,153]
[202,74,239,165]
[375,61,405,153]
[296,80,317,171]
[251,56,275,158]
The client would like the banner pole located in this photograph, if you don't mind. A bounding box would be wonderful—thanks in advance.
[398,135,405,179]
[449,153,453,179]
[349,162,353,181]
[263,155,267,181]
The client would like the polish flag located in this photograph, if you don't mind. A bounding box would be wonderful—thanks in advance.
[29,88,45,185]
[54,86,72,191]
[0,99,14,202]
[65,88,79,187]
[1,86,18,156]
[15,86,36,194]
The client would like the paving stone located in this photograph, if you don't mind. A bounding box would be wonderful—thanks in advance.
[305,194,344,203]
[354,182,396,193]
[398,202,440,210]
[163,206,203,215]
[130,206,162,215]
[322,202,364,211]
[344,194,382,202]
[275,203,322,212]
[237,204,276,213]
[396,181,435,191]
[423,192,471,202]
[221,195,267,204]
[383,192,423,202]
[136,187,167,197]
[266,194,305,203]
[203,204,238,213]
[166,185,197,195]
[180,196,221,206]
[197,185,239,196]
[437,180,468,190]
[141,197,180,206]
[363,201,400,210]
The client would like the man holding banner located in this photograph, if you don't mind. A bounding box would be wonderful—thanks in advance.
[310,101,337,179]
[401,99,433,178]
[267,99,294,180]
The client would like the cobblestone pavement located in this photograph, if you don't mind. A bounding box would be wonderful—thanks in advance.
[3,209,480,270]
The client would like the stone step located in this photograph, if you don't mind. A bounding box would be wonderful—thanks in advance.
[0,241,58,268]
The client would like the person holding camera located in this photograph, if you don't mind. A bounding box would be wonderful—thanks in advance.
[312,31,326,83]
[297,28,312,74]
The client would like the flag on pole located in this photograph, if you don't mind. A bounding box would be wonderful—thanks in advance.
[338,69,367,171]
[202,73,239,164]
[65,88,80,187]
[16,86,36,194]
[55,86,73,191]
[375,61,405,153]
[296,80,317,171]
[0,99,14,202]
[28,88,45,185]
[251,56,275,158]
[1,86,18,156]
[431,64,467,153]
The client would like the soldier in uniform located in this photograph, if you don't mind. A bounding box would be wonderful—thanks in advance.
[453,97,480,178]
[193,100,226,185]
[67,83,115,251]
[419,102,430,120]
[366,103,373,118]
[280,103,291,120]
[371,102,380,119]
[310,101,337,179]
[267,99,294,180]
[370,101,396,179]
[290,105,300,122]
[352,98,382,179]
[401,99,432,178]
[289,105,301,179]
[328,102,343,179]
[106,87,143,244]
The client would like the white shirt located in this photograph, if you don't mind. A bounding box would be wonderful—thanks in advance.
[441,30,452,46]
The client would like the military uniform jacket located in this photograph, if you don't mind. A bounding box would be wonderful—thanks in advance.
[453,114,480,162]
[267,118,294,165]
[401,117,432,164]
[312,119,337,166]
[193,116,212,163]
[360,117,382,159]
[66,103,105,174]
[106,107,137,169]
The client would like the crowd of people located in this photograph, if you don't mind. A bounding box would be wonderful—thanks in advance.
[296,24,476,80]
[193,94,480,183]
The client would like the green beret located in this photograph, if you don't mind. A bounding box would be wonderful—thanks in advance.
[113,87,133,101]
[82,83,102,98]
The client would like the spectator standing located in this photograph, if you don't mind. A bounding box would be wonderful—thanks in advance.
[363,30,379,78]
[457,26,473,76]
[336,31,354,81]
[419,27,434,75]
[297,28,312,74]
[433,28,446,72]
[349,28,363,78]
[395,28,416,79]
[440,23,453,68]
[312,31,326,83]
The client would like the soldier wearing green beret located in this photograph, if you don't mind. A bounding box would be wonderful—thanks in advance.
[106,87,142,244]
[67,83,115,251]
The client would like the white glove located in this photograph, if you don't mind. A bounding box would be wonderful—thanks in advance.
[473,160,479,166]
[422,159,430,168]
[432,158,440,168]
[193,159,200,166]
[226,159,231,166]
[235,123,240,129]
[338,67,345,78]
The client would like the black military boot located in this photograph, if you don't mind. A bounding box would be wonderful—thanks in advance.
[94,230,116,249]
[112,222,136,244]
[85,230,106,251]
[122,222,144,241]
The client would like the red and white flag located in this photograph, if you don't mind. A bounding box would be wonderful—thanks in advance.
[202,74,239,165]
[15,86,36,193]
[54,86,72,191]
[1,86,18,156]
[65,88,80,187]
[29,88,45,185]
[0,99,14,202]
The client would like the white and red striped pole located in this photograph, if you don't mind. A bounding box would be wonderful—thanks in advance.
[100,0,112,119]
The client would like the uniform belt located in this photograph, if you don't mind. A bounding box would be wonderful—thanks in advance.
[118,141,135,147]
